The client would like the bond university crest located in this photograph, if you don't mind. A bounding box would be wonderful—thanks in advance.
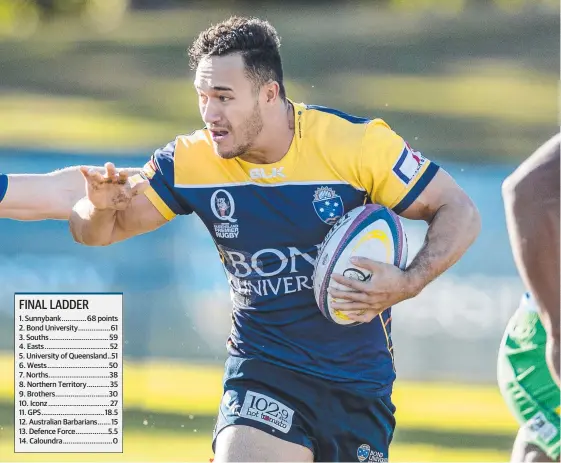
[313,186,343,225]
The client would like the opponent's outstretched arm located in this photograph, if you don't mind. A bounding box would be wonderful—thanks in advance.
[69,163,167,246]
[0,166,142,221]
[502,134,560,385]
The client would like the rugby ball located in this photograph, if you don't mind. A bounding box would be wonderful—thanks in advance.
[313,204,408,326]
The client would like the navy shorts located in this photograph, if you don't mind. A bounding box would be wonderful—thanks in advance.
[212,356,396,462]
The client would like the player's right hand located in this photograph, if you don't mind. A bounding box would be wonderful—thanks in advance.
[80,162,143,211]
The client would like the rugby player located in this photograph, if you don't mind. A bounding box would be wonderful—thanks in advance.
[0,167,141,220]
[69,16,481,462]
[498,133,560,462]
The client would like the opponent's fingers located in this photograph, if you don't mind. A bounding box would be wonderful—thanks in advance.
[83,168,106,184]
[328,287,370,303]
[105,162,117,179]
[80,166,103,180]
[331,273,370,292]
[117,170,128,185]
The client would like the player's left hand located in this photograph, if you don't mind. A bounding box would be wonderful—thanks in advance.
[328,256,419,323]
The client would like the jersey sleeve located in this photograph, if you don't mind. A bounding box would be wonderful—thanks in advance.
[141,139,193,219]
[0,174,7,203]
[359,119,440,214]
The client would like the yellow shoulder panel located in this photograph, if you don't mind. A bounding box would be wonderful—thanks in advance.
[359,119,436,209]
[296,105,367,188]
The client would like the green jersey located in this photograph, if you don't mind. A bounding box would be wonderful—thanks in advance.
[497,293,560,460]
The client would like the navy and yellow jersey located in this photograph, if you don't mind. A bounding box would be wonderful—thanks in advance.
[142,101,439,394]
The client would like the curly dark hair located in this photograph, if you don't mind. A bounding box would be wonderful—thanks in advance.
[188,16,286,100]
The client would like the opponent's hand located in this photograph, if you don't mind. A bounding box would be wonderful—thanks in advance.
[328,257,419,323]
[80,162,141,211]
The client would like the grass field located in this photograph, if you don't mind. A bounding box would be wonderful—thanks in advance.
[0,354,516,461]
[0,429,511,462]
[0,5,557,161]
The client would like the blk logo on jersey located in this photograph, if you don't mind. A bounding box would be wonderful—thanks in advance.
[313,186,344,225]
[392,141,426,185]
[211,189,239,239]
[249,167,285,179]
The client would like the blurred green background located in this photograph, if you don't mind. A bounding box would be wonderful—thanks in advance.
[0,0,559,461]
[0,0,557,159]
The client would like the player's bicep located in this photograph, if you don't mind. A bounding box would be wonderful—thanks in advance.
[111,189,169,243]
[397,168,473,222]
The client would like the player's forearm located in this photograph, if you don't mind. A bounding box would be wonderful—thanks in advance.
[405,197,480,294]
[69,198,118,246]
[0,167,142,221]
[0,170,80,220]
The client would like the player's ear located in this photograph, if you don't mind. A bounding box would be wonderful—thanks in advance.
[264,80,280,103]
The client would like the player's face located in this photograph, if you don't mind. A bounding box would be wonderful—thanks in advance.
[195,54,264,159]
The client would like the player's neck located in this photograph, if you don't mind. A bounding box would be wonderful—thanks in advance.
[239,100,295,164]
